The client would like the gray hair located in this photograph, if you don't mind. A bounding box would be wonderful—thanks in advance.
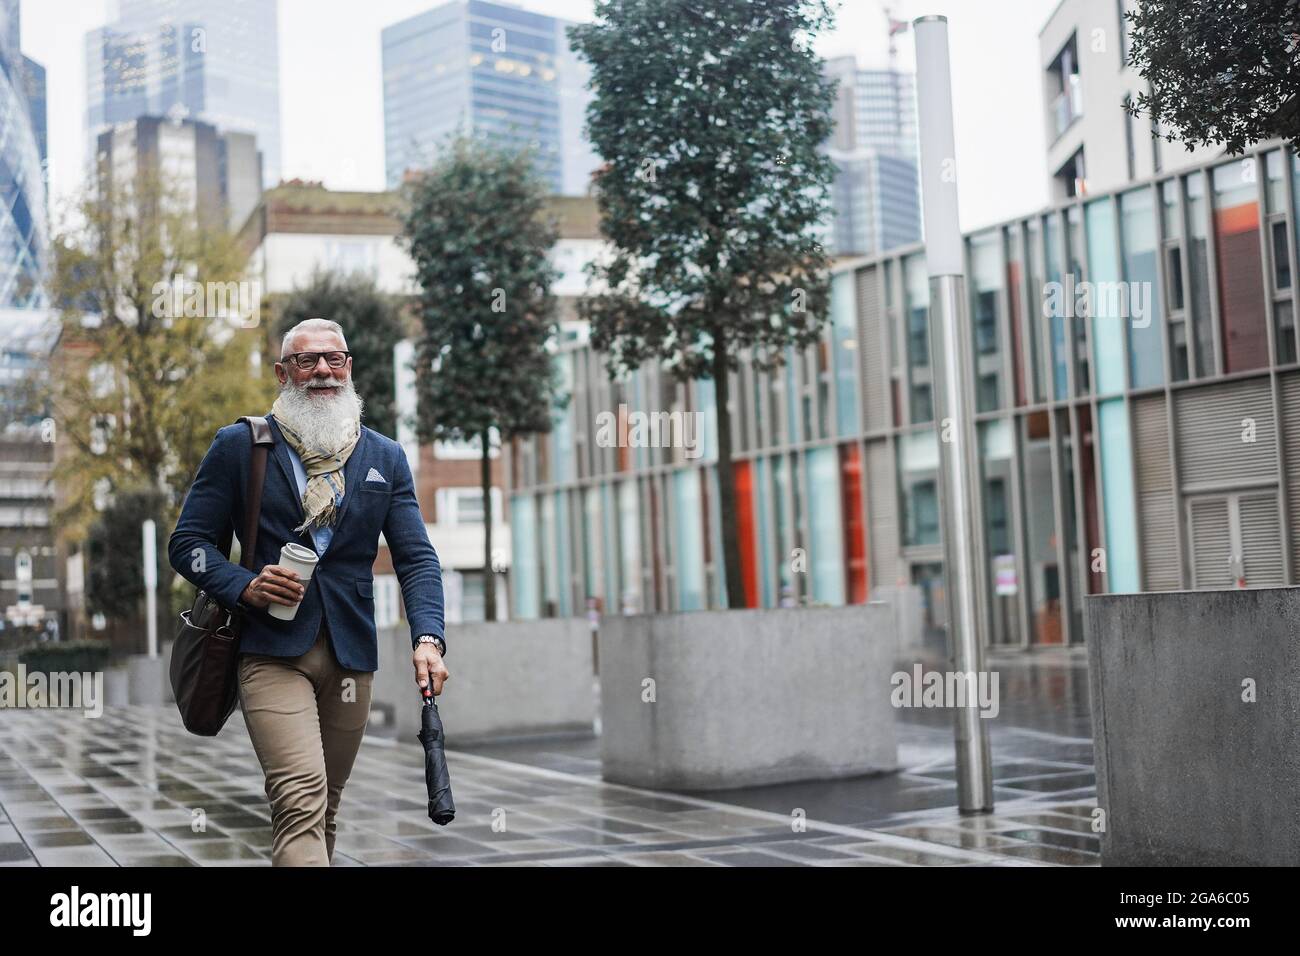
[281,317,347,358]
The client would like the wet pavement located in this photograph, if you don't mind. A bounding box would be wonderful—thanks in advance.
[0,645,1099,866]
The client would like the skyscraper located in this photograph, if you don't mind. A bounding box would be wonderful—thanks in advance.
[0,0,47,308]
[85,0,281,187]
[823,55,921,258]
[382,0,599,194]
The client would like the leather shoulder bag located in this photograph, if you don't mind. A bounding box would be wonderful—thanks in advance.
[170,415,274,736]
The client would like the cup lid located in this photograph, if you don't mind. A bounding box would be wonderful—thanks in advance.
[281,542,319,562]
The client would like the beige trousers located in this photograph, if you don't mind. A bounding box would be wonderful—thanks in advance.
[237,620,374,866]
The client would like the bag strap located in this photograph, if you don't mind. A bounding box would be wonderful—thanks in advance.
[238,416,275,572]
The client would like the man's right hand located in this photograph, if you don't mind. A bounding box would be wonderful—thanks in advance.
[240,565,306,609]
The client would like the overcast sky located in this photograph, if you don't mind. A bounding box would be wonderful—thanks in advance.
[21,0,1058,233]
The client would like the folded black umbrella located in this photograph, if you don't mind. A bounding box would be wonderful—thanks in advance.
[417,685,455,825]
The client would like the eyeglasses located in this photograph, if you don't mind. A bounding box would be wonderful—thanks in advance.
[282,350,351,370]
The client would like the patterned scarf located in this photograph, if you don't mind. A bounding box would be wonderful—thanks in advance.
[271,395,361,534]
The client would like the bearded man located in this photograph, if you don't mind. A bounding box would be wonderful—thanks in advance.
[169,318,448,866]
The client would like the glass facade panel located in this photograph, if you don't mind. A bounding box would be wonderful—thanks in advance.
[1085,198,1125,394]
[806,447,846,604]
[1021,412,1063,643]
[968,230,1004,411]
[831,272,859,436]
[1098,399,1139,593]
[900,429,940,547]
[672,470,705,610]
[980,419,1020,645]
[754,456,774,607]
[1119,187,1165,388]
[1044,213,1069,399]
[509,495,539,618]
[903,254,933,423]
[1066,205,1091,395]
[1186,172,1216,376]
[617,479,641,613]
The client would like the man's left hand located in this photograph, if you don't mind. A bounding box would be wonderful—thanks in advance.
[414,643,449,695]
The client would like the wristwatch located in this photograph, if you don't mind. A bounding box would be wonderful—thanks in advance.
[416,634,446,657]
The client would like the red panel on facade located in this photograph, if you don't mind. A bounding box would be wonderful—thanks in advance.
[1214,201,1270,372]
[839,443,868,601]
[733,460,760,608]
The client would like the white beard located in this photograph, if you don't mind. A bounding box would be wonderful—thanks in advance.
[276,376,364,453]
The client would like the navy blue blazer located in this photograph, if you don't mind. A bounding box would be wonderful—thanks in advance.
[168,414,445,671]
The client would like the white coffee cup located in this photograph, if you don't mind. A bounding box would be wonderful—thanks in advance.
[268,542,319,621]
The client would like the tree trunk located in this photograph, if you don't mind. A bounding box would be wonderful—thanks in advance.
[712,349,747,609]
[481,428,497,622]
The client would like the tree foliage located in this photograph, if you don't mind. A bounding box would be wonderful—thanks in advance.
[1126,0,1300,154]
[398,132,565,619]
[85,486,168,620]
[398,133,563,446]
[568,0,838,606]
[47,167,275,543]
[273,270,406,438]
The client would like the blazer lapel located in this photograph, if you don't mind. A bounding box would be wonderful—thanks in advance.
[266,415,306,525]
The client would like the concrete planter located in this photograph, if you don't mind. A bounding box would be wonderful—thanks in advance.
[104,667,129,709]
[127,654,166,706]
[1086,588,1300,865]
[372,617,596,743]
[598,605,898,790]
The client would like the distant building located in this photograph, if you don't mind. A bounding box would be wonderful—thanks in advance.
[0,0,48,310]
[96,114,264,232]
[381,0,599,194]
[85,0,281,187]
[238,182,608,621]
[1039,0,1223,200]
[0,309,61,641]
[823,56,921,257]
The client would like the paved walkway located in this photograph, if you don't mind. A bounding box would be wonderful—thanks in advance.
[0,648,1100,866]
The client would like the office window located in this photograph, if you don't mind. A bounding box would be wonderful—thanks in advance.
[903,254,933,424]
[1044,213,1069,399]
[1066,205,1091,394]
[1185,172,1216,377]
[968,230,1004,411]
[899,429,940,547]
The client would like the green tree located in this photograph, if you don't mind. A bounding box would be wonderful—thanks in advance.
[1126,0,1300,154]
[398,133,563,621]
[569,0,838,608]
[273,270,406,438]
[85,487,170,650]
[48,167,275,574]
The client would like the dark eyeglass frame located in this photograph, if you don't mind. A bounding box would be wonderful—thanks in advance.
[282,350,352,370]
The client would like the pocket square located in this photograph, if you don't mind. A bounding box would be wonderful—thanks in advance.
[365,467,387,483]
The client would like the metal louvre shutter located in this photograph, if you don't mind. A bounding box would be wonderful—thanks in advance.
[1279,372,1300,582]
[856,266,889,432]
[865,438,899,587]
[1132,395,1179,590]
[1189,497,1233,589]
[1239,492,1284,587]
[1174,379,1276,488]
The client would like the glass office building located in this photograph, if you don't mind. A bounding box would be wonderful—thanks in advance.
[509,144,1300,647]
[823,58,921,257]
[85,0,281,186]
[0,0,47,309]
[382,0,599,193]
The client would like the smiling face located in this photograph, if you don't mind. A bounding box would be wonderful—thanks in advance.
[275,327,352,400]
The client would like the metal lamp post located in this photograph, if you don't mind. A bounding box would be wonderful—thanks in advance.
[913,14,994,814]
